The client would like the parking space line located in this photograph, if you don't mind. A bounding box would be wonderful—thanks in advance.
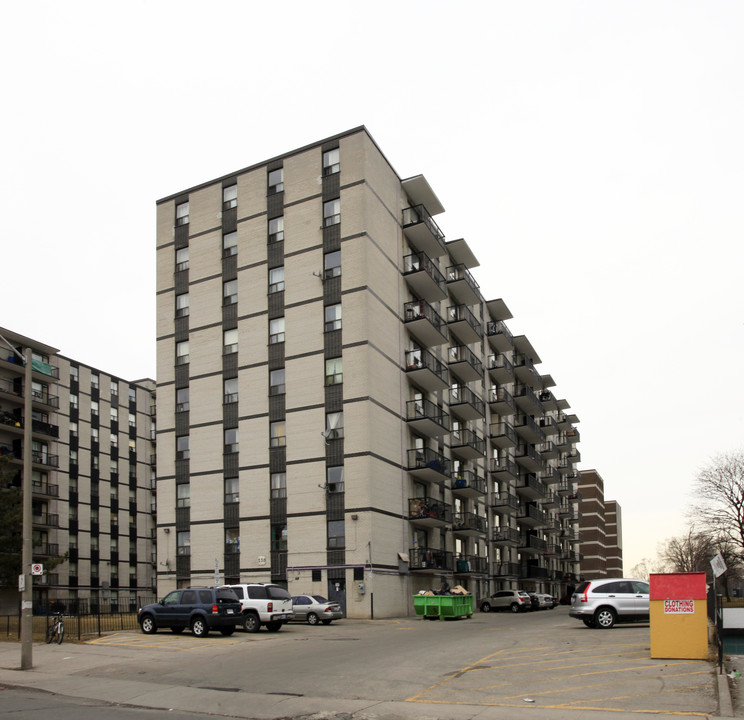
[87,632,241,649]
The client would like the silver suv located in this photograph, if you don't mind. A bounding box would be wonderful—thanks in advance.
[479,589,531,613]
[570,578,650,629]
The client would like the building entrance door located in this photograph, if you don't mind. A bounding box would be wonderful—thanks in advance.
[328,578,346,617]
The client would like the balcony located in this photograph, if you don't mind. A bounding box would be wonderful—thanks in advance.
[403,300,448,347]
[449,384,485,421]
[451,469,486,498]
[32,419,59,438]
[408,496,452,528]
[405,349,449,392]
[488,386,516,417]
[543,516,561,534]
[447,345,482,383]
[517,504,546,527]
[514,415,545,444]
[454,554,487,575]
[0,378,59,410]
[489,457,518,482]
[407,448,451,483]
[487,354,514,384]
[493,562,519,578]
[519,565,550,580]
[542,491,559,508]
[539,389,558,411]
[406,399,449,438]
[486,320,513,352]
[566,427,581,444]
[539,416,558,437]
[516,444,544,473]
[402,251,447,302]
[446,304,481,345]
[513,354,541,389]
[516,473,546,501]
[33,543,59,557]
[558,502,574,517]
[32,480,58,497]
[540,441,559,459]
[493,526,520,546]
[514,384,543,415]
[446,264,480,306]
[489,421,517,449]
[402,205,446,258]
[519,535,547,555]
[32,512,59,528]
[408,546,453,571]
[556,480,576,496]
[450,427,485,460]
[540,466,560,485]
[32,451,59,468]
[491,492,519,514]
[452,512,487,537]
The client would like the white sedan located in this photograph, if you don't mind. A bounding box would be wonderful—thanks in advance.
[291,595,343,625]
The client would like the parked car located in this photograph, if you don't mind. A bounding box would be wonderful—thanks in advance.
[291,595,343,625]
[541,594,559,609]
[569,578,650,629]
[138,587,242,637]
[221,583,294,632]
[532,593,555,609]
[479,589,532,613]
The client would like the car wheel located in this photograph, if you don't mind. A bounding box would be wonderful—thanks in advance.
[266,621,282,632]
[509,603,519,613]
[595,607,616,629]
[480,602,491,613]
[171,626,185,634]
[140,614,158,634]
[307,612,320,625]
[243,613,261,633]
[582,618,596,628]
[220,627,235,636]
[321,620,332,625]
[191,617,209,637]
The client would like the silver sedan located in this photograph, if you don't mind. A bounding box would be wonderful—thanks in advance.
[291,595,343,625]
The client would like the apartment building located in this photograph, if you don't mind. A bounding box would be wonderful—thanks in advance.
[605,500,624,575]
[0,327,156,613]
[155,127,582,617]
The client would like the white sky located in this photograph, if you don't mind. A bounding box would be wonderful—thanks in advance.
[3,1,743,573]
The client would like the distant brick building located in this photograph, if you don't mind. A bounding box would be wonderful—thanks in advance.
[578,469,623,578]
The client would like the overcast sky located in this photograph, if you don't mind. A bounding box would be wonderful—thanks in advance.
[3,1,743,573]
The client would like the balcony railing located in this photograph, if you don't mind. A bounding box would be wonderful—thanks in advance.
[446,263,480,305]
[519,565,550,580]
[454,554,487,574]
[407,447,451,479]
[32,451,59,467]
[446,304,481,343]
[32,481,58,497]
[487,353,514,383]
[402,205,446,256]
[447,345,483,379]
[493,562,519,577]
[493,526,521,544]
[405,398,450,436]
[517,505,546,525]
[449,384,485,417]
[450,427,486,458]
[489,457,518,480]
[489,421,517,447]
[403,300,448,346]
[32,513,59,527]
[486,320,513,350]
[32,419,59,438]
[451,468,486,495]
[519,535,547,553]
[404,348,449,391]
[452,512,487,535]
[518,473,546,499]
[491,492,519,513]
[488,386,516,416]
[409,546,453,571]
[408,496,452,525]
[402,251,447,299]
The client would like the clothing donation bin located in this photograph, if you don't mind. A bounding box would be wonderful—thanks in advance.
[649,572,708,659]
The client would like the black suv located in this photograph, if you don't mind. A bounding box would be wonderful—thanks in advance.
[138,587,242,637]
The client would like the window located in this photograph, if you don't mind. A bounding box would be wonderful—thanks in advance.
[325,411,344,440]
[69,421,78,438]
[177,531,191,556]
[269,368,285,396]
[175,247,189,272]
[91,427,99,444]
[268,216,284,243]
[91,374,99,390]
[110,536,118,551]
[175,293,189,317]
[223,231,237,257]
[224,428,238,454]
[323,148,340,176]
[69,505,77,521]
[128,439,136,453]
[224,477,239,503]
[269,266,284,293]
[270,472,286,499]
[128,412,136,428]
[176,387,189,412]
[223,184,237,210]
[70,366,78,382]
[268,168,284,194]
[270,421,286,447]
[129,387,136,404]
[323,199,340,227]
[225,528,240,552]
[324,250,341,278]
[91,400,99,417]
[325,357,343,386]
[111,458,118,474]
[327,465,344,493]
[176,435,189,460]
[224,377,238,404]
[223,279,238,305]
[271,523,287,551]
[176,201,189,226]
[269,317,285,344]
[90,507,99,523]
[70,394,78,409]
[324,303,342,331]
[111,434,118,448]
[176,340,189,365]
[110,407,118,423]
[223,329,238,354]
[176,483,190,508]
[328,520,345,548]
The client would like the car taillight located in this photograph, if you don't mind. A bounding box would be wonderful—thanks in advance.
[324,607,331,613]
[582,586,590,603]
[268,602,273,612]
[211,604,219,614]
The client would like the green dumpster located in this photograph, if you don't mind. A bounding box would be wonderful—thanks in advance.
[413,594,473,620]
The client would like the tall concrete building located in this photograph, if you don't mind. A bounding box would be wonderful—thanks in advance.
[0,327,156,613]
[578,469,623,578]
[155,127,582,617]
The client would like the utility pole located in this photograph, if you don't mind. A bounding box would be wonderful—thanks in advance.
[21,346,33,669]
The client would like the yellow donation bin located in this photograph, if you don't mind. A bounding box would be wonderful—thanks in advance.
[650,572,708,659]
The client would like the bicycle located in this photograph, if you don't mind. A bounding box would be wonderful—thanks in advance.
[45,612,64,644]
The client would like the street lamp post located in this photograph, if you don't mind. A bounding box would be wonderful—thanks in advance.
[21,346,33,669]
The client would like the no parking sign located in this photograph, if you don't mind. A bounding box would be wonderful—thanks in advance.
[31,563,43,576]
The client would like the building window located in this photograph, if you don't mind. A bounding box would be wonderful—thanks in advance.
[223,184,237,210]
[328,520,345,548]
[325,412,344,440]
[111,434,118,449]
[269,368,285,396]
[224,377,238,404]
[323,148,340,176]
[223,329,238,354]
[327,466,344,493]
[176,435,189,460]
[110,407,118,423]
[91,400,99,417]
[268,216,284,243]
[127,412,135,428]
[269,266,285,293]
[128,439,136,454]
[70,366,78,382]
[270,421,286,447]
[129,387,136,404]
[69,421,78,438]
[271,524,287,551]
[224,476,239,503]
[176,483,190,508]
[175,247,189,272]
[91,455,99,472]
[110,380,118,397]
[323,199,340,227]
[269,317,285,344]
[223,231,237,257]
[175,201,189,226]
[111,458,118,474]
[177,531,190,556]
[324,251,341,278]
[270,472,286,499]
[325,357,343,386]
[268,168,284,195]
[175,293,189,317]
[176,387,189,412]
[224,428,238,454]
[70,394,78,409]
[176,341,189,365]
[225,528,240,553]
[91,374,99,390]
[223,279,238,305]
[91,427,99,444]
[324,303,342,332]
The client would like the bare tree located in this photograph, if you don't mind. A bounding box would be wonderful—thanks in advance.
[659,527,713,574]
[630,556,668,581]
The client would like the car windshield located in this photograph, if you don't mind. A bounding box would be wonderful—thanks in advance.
[216,589,239,603]
[311,595,328,603]
[268,586,291,600]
